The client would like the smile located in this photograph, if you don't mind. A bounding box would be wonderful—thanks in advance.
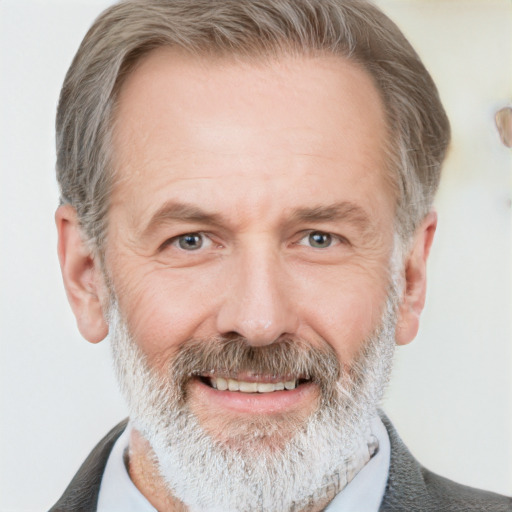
[204,376,307,393]
[189,374,318,415]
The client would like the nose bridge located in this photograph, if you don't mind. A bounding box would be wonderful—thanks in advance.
[216,238,297,345]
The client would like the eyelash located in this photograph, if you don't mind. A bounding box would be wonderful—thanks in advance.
[296,230,347,249]
[160,232,212,252]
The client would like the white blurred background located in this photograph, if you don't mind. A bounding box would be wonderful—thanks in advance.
[0,1,510,510]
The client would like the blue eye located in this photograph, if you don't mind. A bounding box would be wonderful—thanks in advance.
[308,231,333,248]
[177,233,204,250]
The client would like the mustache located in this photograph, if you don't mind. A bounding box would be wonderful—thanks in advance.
[167,335,342,401]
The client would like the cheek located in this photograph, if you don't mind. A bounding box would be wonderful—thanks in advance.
[111,262,223,365]
[294,265,390,364]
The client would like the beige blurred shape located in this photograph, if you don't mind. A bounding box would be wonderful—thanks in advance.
[495,106,512,147]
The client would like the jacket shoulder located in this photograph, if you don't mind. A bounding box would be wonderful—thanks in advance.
[421,468,512,512]
[379,413,512,512]
[48,419,128,512]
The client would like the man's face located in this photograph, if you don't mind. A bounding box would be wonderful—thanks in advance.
[105,48,396,442]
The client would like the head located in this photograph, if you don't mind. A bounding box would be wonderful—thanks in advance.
[56,0,449,252]
[55,1,449,510]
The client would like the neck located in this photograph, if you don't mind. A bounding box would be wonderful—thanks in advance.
[128,429,188,512]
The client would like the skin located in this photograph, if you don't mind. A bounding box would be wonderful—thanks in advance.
[56,48,436,511]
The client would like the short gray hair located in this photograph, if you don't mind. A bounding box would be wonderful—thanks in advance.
[56,0,450,252]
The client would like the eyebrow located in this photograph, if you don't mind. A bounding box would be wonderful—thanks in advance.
[141,200,375,238]
[289,202,374,235]
[141,201,224,238]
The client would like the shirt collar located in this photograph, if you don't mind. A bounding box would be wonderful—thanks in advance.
[97,423,156,512]
[324,415,390,511]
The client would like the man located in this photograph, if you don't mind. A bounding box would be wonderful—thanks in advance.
[50,0,511,511]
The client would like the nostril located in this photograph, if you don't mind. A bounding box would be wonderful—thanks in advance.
[215,276,299,346]
[222,331,243,341]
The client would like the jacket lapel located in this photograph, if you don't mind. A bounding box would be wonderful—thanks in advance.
[49,419,128,512]
[378,414,434,512]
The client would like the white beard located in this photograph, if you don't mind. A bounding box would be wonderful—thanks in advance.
[108,293,398,512]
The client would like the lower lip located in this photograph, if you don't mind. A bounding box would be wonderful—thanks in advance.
[189,378,318,414]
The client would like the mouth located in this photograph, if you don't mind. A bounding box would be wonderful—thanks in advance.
[188,372,320,421]
[189,373,317,415]
[199,375,311,393]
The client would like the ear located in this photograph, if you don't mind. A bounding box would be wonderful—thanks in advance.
[55,205,109,343]
[395,211,437,346]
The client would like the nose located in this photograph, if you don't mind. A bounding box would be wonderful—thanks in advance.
[216,244,298,346]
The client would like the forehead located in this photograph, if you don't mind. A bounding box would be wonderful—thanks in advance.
[110,47,393,231]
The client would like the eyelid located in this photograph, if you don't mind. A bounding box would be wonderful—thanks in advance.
[296,230,348,248]
[160,231,213,251]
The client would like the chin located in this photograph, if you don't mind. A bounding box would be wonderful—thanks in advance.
[195,409,312,454]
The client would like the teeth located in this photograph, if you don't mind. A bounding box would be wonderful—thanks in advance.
[239,381,258,392]
[216,377,228,391]
[228,379,239,391]
[209,377,298,393]
[284,380,296,390]
[256,382,275,393]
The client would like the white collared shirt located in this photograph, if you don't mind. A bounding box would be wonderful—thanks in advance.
[97,416,390,512]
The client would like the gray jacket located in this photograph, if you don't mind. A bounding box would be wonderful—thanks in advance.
[50,416,511,511]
